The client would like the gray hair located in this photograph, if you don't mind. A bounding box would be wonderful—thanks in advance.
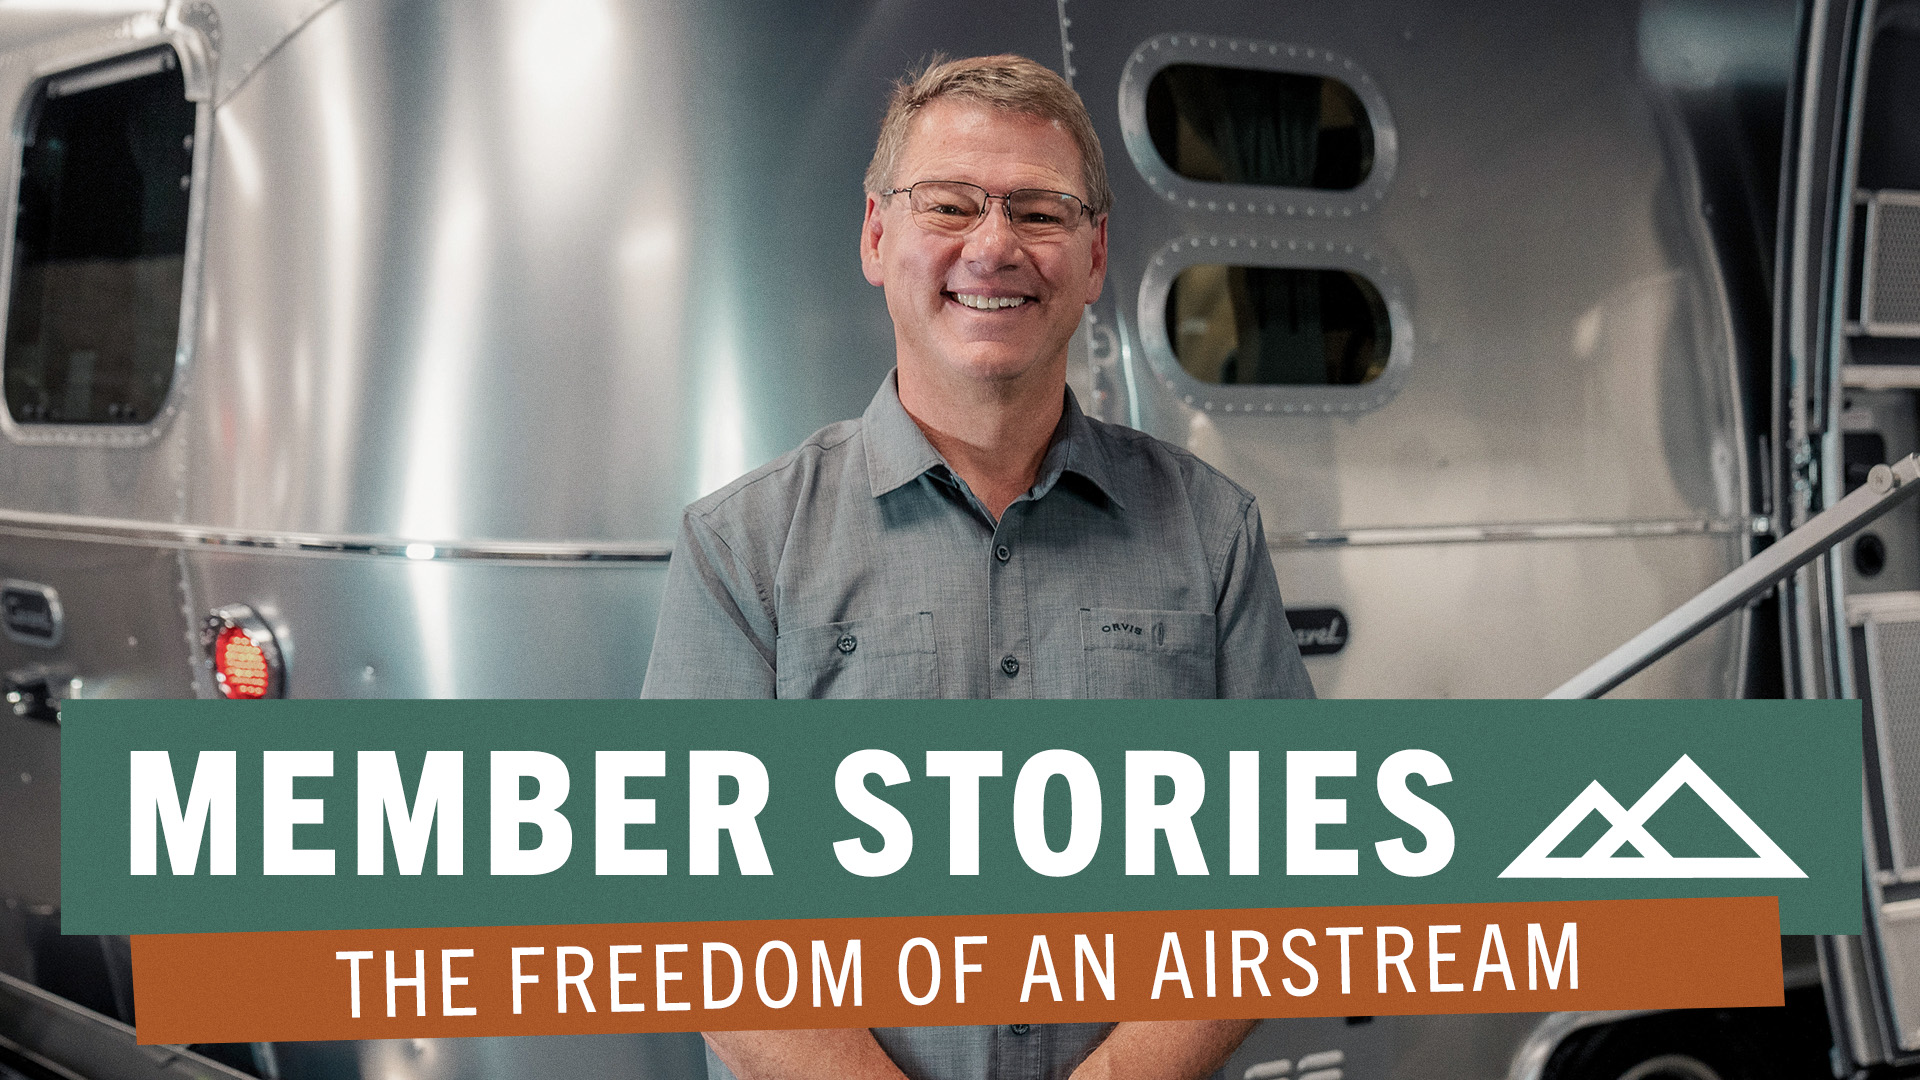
[864,54,1112,216]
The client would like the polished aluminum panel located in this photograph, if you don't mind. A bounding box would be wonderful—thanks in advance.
[178,0,1072,543]
[1084,1,1744,521]
[186,0,694,540]
[198,0,343,106]
[0,708,60,911]
[1074,0,1754,695]
[189,552,668,698]
[0,534,196,914]
[1280,535,1743,699]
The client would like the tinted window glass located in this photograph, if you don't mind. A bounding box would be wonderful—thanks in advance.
[4,49,195,426]
[1168,265,1390,386]
[1145,64,1373,190]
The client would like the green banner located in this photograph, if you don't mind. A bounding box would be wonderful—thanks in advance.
[60,699,1861,935]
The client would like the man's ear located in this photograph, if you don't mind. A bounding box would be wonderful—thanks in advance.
[1083,213,1109,305]
[860,194,885,287]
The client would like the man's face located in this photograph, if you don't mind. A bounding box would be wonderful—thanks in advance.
[861,99,1108,392]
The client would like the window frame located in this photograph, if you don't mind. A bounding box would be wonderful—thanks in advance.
[1119,32,1398,221]
[0,29,214,448]
[1137,233,1412,415]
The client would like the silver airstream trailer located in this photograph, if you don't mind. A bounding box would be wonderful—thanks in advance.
[3,0,1918,1076]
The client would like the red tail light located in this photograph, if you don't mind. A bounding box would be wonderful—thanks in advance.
[213,625,271,698]
[202,605,286,699]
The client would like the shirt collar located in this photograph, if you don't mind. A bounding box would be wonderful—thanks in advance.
[862,370,1126,510]
[1050,380,1125,509]
[862,371,950,498]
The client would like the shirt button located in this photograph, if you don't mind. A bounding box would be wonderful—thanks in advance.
[1010,1024,1031,1035]
[1001,654,1020,677]
[995,544,1011,562]
[837,634,857,654]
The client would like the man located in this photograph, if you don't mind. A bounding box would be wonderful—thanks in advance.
[643,53,1312,1079]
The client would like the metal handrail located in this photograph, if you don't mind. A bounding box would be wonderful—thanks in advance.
[1548,454,1920,699]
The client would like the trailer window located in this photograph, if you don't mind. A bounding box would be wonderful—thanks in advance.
[1167,264,1390,385]
[1145,64,1373,190]
[3,49,195,426]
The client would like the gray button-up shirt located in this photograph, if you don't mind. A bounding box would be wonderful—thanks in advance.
[644,373,1310,1080]
[641,372,1314,701]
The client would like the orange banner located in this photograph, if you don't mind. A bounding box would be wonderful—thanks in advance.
[131,897,1780,1044]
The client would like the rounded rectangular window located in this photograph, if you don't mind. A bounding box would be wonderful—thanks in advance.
[1167,264,1390,386]
[4,48,195,426]
[1145,64,1374,190]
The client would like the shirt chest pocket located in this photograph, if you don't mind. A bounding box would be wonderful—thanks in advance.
[1080,607,1216,699]
[776,611,939,699]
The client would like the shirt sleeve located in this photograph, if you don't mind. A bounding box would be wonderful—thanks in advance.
[639,509,778,699]
[1214,497,1316,699]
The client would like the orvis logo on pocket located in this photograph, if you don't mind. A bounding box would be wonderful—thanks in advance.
[1099,620,1163,645]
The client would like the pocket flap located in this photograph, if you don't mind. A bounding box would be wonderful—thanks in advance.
[777,611,936,669]
[1080,608,1214,654]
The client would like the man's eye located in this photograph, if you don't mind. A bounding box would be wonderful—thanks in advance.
[928,202,973,216]
[1017,212,1064,226]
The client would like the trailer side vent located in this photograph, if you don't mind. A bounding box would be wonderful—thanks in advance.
[1861,191,1920,337]
[1849,592,1920,1049]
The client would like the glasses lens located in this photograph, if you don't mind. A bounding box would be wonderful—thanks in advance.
[1006,190,1082,240]
[908,182,986,232]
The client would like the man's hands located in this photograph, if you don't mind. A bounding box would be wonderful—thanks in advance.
[1068,1019,1261,1080]
[703,1029,911,1080]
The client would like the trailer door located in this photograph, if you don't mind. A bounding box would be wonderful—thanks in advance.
[1775,0,1920,1065]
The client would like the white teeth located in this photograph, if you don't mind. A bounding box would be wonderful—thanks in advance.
[953,293,1028,310]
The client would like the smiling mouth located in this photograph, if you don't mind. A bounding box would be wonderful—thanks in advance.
[947,291,1031,310]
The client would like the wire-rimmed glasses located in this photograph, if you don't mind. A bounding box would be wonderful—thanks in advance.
[883,181,1092,242]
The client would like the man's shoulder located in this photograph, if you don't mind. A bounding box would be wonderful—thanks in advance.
[684,419,866,532]
[1082,413,1256,517]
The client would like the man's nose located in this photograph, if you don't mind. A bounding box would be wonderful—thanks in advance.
[961,200,1022,267]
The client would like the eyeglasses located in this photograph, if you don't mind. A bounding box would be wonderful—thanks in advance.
[883,181,1092,242]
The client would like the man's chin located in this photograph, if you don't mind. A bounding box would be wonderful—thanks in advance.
[925,334,1071,377]
[931,352,1061,387]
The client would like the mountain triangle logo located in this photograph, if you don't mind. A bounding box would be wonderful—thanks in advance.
[1500,754,1806,879]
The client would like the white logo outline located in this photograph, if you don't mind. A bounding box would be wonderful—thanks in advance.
[1499,754,1805,879]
